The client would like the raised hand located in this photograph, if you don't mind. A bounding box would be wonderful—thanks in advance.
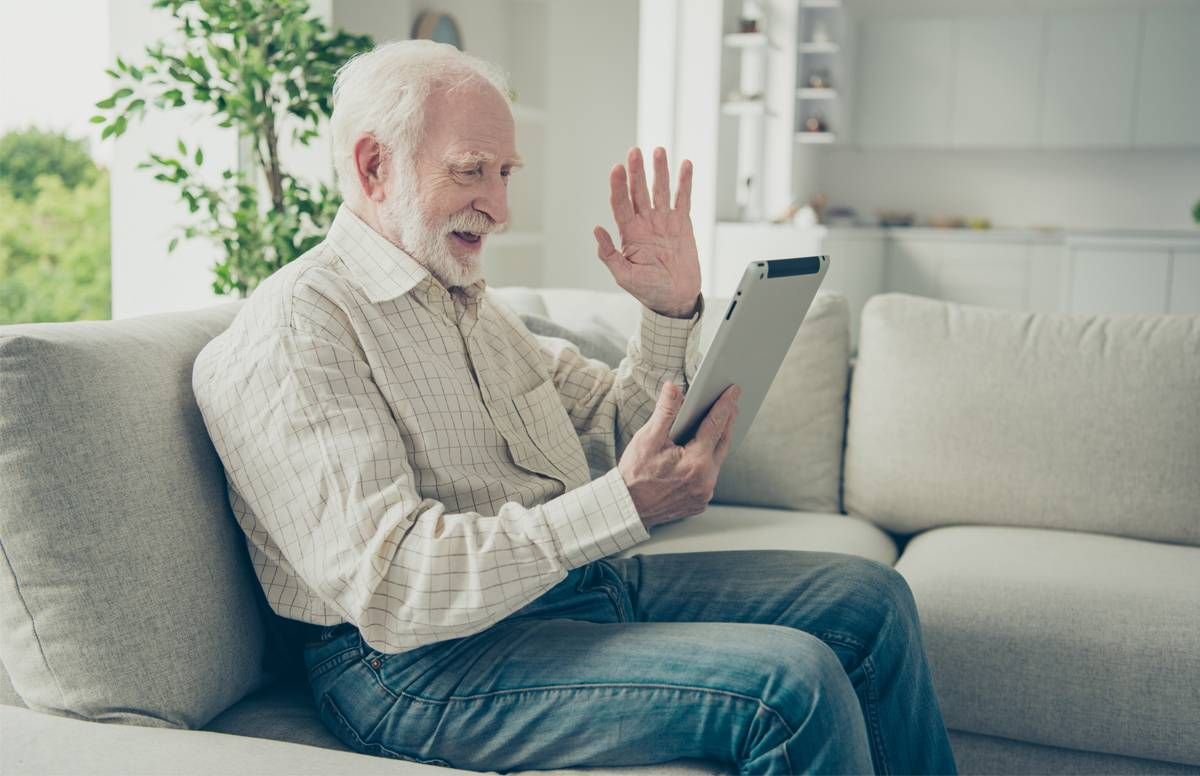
[594,147,702,319]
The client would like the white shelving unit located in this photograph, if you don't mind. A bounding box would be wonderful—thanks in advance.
[795,0,844,145]
[797,41,839,53]
[723,31,769,48]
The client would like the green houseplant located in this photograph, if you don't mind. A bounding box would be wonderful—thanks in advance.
[94,0,371,296]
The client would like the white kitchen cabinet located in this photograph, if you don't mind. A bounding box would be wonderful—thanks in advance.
[855,17,954,147]
[1168,251,1200,313]
[1069,248,1170,313]
[1134,8,1200,148]
[886,238,944,298]
[951,16,1043,148]
[823,230,887,347]
[1028,243,1070,313]
[937,241,1031,309]
[1039,11,1140,147]
[886,236,1036,310]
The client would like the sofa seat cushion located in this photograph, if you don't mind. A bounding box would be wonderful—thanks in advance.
[844,294,1200,546]
[203,679,348,752]
[0,303,267,728]
[896,526,1200,767]
[618,505,898,566]
[0,704,454,775]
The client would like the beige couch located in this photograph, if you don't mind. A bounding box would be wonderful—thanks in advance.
[1,289,1197,775]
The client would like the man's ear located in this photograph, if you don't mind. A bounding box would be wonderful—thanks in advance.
[353,135,388,202]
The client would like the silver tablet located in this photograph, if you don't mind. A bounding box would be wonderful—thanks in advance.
[668,256,830,453]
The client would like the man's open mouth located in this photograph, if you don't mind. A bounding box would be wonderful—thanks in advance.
[451,231,482,245]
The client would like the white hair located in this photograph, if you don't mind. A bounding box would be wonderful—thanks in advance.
[330,40,510,210]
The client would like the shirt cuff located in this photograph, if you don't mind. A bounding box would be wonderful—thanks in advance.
[640,294,705,383]
[540,468,648,569]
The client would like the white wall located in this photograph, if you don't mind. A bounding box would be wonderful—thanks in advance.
[109,2,232,319]
[812,147,1200,231]
[542,0,641,291]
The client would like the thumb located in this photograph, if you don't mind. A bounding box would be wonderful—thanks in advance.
[594,226,622,269]
[645,381,684,442]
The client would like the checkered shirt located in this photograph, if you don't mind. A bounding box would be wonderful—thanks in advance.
[192,205,702,653]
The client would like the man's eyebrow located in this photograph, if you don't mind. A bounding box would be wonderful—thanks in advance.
[444,151,524,169]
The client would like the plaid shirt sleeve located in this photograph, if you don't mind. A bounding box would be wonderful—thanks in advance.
[538,298,705,475]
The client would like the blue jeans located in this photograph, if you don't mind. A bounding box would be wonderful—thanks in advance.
[303,551,957,774]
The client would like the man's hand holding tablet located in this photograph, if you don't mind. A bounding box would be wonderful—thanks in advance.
[618,381,742,530]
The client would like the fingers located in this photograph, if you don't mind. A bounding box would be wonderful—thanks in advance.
[608,164,635,226]
[627,147,652,215]
[712,403,738,468]
[651,147,670,210]
[686,384,740,454]
[645,381,685,442]
[674,159,693,213]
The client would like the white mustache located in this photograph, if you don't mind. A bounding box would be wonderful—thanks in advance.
[444,211,505,235]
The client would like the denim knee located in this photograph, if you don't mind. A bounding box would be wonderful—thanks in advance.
[756,627,862,727]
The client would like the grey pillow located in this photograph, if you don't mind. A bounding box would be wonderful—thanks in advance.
[844,294,1200,545]
[520,313,628,367]
[0,302,269,728]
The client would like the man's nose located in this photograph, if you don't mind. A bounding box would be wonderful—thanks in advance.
[473,174,508,226]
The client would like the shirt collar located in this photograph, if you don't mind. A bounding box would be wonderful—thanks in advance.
[326,204,429,303]
[326,205,489,305]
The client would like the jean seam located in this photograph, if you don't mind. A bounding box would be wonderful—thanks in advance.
[390,680,794,736]
[357,681,797,770]
[321,693,451,767]
[307,646,360,681]
[821,630,890,775]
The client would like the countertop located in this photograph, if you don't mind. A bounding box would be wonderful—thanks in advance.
[824,225,1200,249]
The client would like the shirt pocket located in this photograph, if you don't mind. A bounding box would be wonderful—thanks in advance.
[508,380,590,491]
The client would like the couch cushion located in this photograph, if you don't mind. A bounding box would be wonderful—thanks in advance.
[617,504,897,566]
[0,303,268,728]
[0,704,453,775]
[204,679,349,751]
[948,730,1198,776]
[844,294,1200,545]
[492,288,851,513]
[896,525,1200,767]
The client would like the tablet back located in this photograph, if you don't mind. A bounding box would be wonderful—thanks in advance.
[669,256,829,452]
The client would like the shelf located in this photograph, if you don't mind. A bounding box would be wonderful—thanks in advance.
[721,100,767,116]
[723,32,768,49]
[797,88,838,99]
[795,132,837,143]
[510,104,547,125]
[800,0,842,7]
[798,42,840,54]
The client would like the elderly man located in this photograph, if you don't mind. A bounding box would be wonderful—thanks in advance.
[193,40,955,774]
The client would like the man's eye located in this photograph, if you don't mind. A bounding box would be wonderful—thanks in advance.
[500,168,512,178]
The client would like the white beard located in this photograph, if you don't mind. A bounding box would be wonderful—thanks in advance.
[379,170,493,290]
